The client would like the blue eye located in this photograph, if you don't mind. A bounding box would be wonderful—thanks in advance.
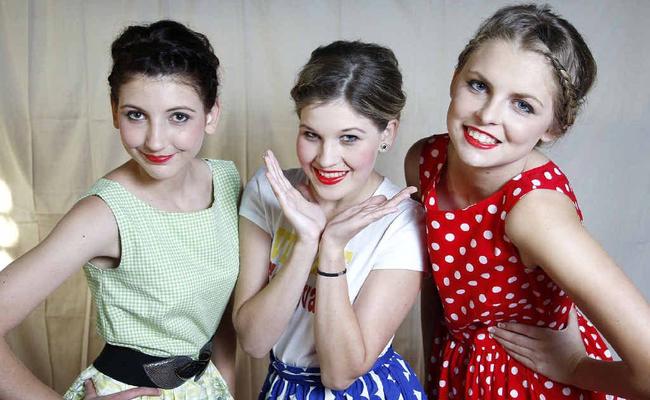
[340,135,359,144]
[468,80,487,93]
[171,112,190,123]
[514,100,534,114]
[126,111,145,121]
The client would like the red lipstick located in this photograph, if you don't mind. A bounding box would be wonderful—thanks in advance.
[464,126,499,150]
[143,153,175,164]
[313,168,348,185]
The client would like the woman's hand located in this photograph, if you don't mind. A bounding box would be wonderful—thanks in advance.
[319,186,416,253]
[263,150,326,242]
[489,307,586,385]
[83,379,160,399]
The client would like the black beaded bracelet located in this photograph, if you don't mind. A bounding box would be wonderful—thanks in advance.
[316,268,347,277]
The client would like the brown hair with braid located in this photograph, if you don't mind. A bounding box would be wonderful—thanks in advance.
[455,4,596,135]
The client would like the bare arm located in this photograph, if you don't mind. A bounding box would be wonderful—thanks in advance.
[405,136,445,394]
[314,188,421,389]
[233,151,325,358]
[315,267,422,390]
[420,275,444,395]
[404,137,428,199]
[0,196,159,400]
[505,189,650,398]
[232,218,318,357]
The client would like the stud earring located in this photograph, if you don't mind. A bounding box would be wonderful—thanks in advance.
[379,143,389,153]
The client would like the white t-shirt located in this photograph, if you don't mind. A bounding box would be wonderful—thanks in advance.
[239,167,427,367]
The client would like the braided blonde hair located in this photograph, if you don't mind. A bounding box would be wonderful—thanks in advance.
[455,4,596,136]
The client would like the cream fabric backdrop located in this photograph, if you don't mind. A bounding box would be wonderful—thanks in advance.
[1,1,649,399]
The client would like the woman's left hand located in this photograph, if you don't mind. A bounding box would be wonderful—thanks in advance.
[320,186,416,251]
[489,306,586,385]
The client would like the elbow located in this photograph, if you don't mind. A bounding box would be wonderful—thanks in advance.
[235,328,271,359]
[320,373,356,391]
[320,362,368,391]
[239,340,270,359]
[235,326,272,359]
[233,312,271,359]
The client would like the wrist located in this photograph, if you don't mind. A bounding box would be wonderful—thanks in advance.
[316,267,347,277]
[319,234,345,255]
[568,353,590,388]
[317,245,347,274]
[295,237,320,251]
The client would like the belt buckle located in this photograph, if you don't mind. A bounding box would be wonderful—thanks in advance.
[143,356,193,389]
[143,341,213,389]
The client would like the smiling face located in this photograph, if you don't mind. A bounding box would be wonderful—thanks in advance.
[112,74,219,181]
[447,39,558,173]
[296,99,396,208]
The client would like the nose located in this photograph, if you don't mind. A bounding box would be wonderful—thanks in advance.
[316,140,340,168]
[475,96,502,125]
[145,120,166,152]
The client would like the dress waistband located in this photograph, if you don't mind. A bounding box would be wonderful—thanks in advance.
[93,339,212,389]
[269,346,397,385]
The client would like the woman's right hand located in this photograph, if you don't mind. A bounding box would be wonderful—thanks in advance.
[263,150,326,242]
[84,379,161,400]
[488,306,586,385]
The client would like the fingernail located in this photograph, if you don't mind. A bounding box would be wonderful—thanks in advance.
[488,326,495,333]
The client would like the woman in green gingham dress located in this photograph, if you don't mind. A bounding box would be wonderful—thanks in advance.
[0,21,238,400]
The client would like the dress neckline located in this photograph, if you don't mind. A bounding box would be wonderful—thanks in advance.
[430,137,554,212]
[99,159,217,215]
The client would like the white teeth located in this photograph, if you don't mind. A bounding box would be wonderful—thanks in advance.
[468,129,498,145]
[319,170,347,178]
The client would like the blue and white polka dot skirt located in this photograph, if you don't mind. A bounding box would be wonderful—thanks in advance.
[259,347,427,400]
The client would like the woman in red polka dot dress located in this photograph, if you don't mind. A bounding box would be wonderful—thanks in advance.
[405,4,650,400]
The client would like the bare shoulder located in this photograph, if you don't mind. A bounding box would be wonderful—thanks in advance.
[506,188,579,235]
[404,136,431,193]
[505,188,582,266]
[0,193,120,332]
[52,195,120,259]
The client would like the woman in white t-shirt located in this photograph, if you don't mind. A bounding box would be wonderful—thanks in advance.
[233,41,428,399]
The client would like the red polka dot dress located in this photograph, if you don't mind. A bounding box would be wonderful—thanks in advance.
[420,135,621,400]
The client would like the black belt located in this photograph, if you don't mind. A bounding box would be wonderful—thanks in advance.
[93,339,212,389]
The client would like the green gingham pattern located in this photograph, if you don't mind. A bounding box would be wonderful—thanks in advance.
[82,159,240,358]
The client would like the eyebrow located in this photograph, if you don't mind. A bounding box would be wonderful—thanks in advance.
[120,104,197,113]
[299,123,367,134]
[467,70,545,108]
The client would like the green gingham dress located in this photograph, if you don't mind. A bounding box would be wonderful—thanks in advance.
[64,159,240,400]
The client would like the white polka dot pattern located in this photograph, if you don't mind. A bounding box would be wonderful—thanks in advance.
[418,135,619,400]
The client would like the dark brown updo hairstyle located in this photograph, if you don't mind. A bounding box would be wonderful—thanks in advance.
[108,20,220,111]
[456,4,596,135]
[290,40,406,131]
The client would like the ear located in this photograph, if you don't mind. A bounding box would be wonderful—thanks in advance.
[540,130,556,143]
[449,70,460,98]
[204,99,221,135]
[380,119,399,147]
[540,122,562,143]
[111,99,119,129]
